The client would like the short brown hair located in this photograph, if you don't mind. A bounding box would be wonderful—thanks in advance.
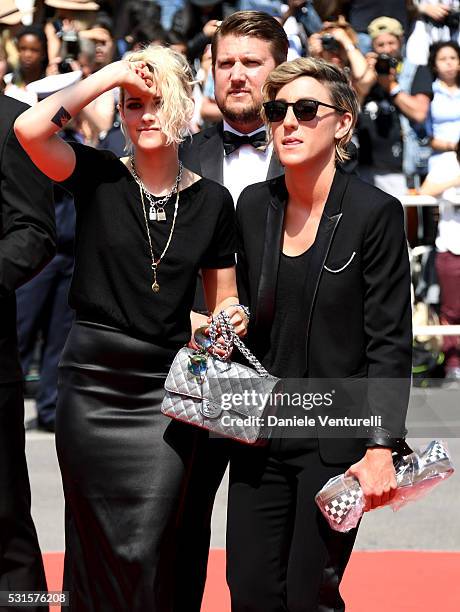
[263,57,359,164]
[211,10,288,67]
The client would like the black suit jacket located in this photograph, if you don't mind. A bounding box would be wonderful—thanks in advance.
[179,123,284,185]
[0,95,55,384]
[236,169,412,464]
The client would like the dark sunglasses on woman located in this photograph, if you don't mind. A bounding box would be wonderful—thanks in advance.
[263,99,345,122]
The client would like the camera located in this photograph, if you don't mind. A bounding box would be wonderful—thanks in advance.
[444,11,460,29]
[58,31,80,74]
[375,54,399,75]
[321,34,341,53]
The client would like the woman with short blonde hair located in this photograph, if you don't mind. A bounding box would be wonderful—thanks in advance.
[15,44,247,611]
[119,44,195,149]
[262,56,360,163]
[227,56,412,611]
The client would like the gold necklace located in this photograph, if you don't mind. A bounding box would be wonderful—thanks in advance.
[139,185,179,293]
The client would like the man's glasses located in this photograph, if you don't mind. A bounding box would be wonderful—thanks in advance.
[263,99,345,123]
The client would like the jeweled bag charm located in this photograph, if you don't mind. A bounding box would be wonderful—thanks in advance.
[194,325,213,350]
[188,353,208,379]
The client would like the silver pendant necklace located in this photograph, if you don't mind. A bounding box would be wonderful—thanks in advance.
[130,156,183,222]
[139,184,180,293]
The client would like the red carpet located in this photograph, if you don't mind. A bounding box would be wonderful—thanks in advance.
[44,549,460,611]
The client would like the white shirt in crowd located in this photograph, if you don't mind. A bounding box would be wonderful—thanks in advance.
[222,120,273,205]
[429,151,460,255]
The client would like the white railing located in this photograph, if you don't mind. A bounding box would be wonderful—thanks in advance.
[401,196,459,338]
[414,325,460,336]
[401,194,460,206]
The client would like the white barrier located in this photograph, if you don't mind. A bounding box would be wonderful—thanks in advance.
[401,194,460,207]
[414,325,460,336]
[403,195,459,338]
[400,195,438,207]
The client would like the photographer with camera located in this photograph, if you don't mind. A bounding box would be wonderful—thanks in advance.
[357,17,433,196]
[45,20,117,149]
[44,0,99,63]
[309,19,375,102]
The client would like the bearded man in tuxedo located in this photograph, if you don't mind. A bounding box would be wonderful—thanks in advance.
[180,10,289,203]
[175,12,288,612]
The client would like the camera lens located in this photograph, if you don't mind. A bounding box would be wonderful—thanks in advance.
[58,58,74,74]
[375,54,397,75]
[321,34,341,53]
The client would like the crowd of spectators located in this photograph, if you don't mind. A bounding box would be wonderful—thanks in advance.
[1,0,459,406]
[1,1,459,174]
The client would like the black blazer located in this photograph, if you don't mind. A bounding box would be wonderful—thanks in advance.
[179,123,284,185]
[236,169,412,464]
[0,95,55,384]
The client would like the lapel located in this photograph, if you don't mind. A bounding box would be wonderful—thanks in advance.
[200,124,224,184]
[253,169,351,367]
[253,176,286,351]
[302,169,350,371]
[266,150,284,180]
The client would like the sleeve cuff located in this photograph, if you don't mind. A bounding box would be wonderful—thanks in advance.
[365,426,404,449]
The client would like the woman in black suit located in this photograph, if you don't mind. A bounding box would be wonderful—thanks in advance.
[227,57,412,611]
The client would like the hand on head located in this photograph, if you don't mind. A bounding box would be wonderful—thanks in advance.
[121,60,154,97]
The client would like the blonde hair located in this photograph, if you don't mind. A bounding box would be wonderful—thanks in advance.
[120,45,195,151]
[262,57,359,164]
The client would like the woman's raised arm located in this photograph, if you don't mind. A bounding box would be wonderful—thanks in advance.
[14,61,153,182]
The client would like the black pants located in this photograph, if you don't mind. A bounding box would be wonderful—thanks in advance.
[173,435,231,612]
[227,438,358,612]
[16,254,74,426]
[0,383,47,610]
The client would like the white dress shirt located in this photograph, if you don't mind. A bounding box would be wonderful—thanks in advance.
[222,120,273,205]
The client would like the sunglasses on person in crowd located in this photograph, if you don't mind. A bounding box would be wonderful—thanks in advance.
[263,99,346,122]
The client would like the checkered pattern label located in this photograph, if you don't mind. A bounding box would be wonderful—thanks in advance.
[420,440,450,468]
[323,487,364,525]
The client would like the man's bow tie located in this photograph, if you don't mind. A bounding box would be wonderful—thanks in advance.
[222,130,267,156]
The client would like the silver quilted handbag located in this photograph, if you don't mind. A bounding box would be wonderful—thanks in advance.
[161,311,281,444]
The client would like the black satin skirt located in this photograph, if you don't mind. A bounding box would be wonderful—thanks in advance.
[56,321,197,612]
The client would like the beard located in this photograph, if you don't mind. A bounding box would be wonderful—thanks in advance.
[216,96,262,126]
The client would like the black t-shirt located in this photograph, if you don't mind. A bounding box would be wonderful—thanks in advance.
[262,249,311,378]
[357,64,433,172]
[59,143,236,348]
[410,65,433,97]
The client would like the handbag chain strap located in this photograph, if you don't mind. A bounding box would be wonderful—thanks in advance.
[208,311,270,378]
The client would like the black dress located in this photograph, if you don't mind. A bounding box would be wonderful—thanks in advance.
[55,143,235,611]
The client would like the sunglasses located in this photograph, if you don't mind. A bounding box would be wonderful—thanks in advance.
[263,99,345,122]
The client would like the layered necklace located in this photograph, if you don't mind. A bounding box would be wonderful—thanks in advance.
[130,157,183,294]
[130,156,183,222]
